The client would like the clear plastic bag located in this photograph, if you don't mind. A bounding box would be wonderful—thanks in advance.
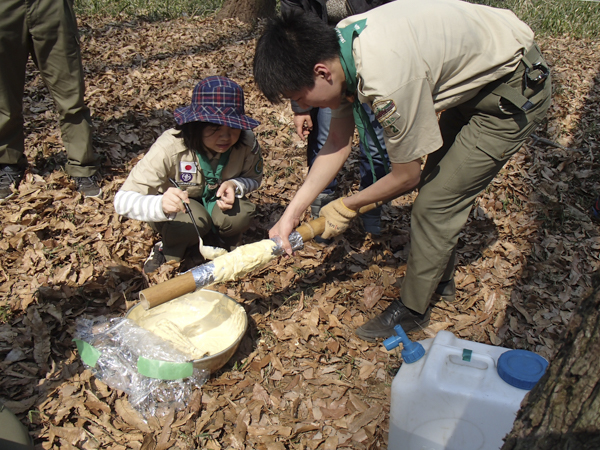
[74,316,209,418]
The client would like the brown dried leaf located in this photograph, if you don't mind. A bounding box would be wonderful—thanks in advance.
[363,285,385,309]
[114,399,151,433]
[348,405,383,433]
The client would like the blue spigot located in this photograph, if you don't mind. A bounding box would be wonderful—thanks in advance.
[383,324,426,364]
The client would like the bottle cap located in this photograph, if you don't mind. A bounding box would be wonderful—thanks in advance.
[497,349,548,390]
[382,324,425,364]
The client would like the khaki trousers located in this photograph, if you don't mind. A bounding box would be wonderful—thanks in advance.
[0,403,34,450]
[401,46,552,314]
[0,0,97,177]
[151,198,256,261]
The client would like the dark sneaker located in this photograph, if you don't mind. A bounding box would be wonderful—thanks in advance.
[434,278,456,303]
[0,164,25,200]
[361,206,382,235]
[74,175,102,198]
[355,299,431,342]
[144,242,166,274]
[591,197,600,222]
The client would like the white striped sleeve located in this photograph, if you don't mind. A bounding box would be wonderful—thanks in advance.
[230,178,260,198]
[114,190,169,222]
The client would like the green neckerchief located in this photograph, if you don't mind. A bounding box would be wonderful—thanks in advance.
[336,19,390,181]
[195,148,232,217]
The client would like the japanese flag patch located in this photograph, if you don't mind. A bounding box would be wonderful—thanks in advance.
[180,161,196,173]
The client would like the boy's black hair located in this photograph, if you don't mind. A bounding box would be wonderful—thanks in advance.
[174,122,240,155]
[253,12,339,104]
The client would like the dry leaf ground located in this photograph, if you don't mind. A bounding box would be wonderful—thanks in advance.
[0,15,599,450]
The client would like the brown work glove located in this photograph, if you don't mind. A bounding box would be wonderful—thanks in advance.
[319,198,358,239]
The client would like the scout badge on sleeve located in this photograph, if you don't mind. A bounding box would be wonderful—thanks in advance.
[374,99,402,135]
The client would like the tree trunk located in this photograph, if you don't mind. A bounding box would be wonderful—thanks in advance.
[501,276,600,449]
[216,0,276,23]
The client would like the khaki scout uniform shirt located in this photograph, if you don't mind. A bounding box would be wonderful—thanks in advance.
[121,128,263,199]
[332,0,535,164]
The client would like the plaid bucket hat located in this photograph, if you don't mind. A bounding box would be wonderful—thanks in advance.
[174,76,260,130]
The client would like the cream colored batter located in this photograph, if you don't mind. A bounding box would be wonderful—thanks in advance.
[211,239,277,283]
[128,291,247,360]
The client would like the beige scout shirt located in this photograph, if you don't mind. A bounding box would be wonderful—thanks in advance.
[121,128,262,199]
[332,0,535,164]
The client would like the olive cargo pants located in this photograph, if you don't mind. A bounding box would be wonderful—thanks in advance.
[0,403,34,450]
[401,45,552,314]
[151,197,257,261]
[0,0,97,177]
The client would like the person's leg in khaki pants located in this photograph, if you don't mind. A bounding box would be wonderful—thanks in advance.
[0,0,31,168]
[28,0,97,178]
[211,197,256,249]
[356,55,551,340]
[0,403,34,450]
[145,198,256,272]
[402,64,552,314]
[0,0,100,199]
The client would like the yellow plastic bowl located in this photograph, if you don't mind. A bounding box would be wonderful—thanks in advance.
[125,289,248,374]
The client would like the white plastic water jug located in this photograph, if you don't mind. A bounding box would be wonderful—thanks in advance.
[385,328,548,450]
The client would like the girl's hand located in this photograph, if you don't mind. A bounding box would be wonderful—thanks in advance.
[216,181,236,211]
[162,187,189,214]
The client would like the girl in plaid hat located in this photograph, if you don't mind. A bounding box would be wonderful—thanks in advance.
[114,76,263,273]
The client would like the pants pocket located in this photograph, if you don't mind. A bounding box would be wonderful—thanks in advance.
[475,129,530,162]
[440,128,527,197]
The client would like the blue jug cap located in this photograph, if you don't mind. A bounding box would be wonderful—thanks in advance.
[497,349,548,390]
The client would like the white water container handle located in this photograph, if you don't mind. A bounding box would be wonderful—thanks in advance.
[448,353,490,370]
[450,347,497,370]
[421,344,498,387]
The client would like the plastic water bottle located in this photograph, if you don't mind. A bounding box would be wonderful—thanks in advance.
[385,328,548,450]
